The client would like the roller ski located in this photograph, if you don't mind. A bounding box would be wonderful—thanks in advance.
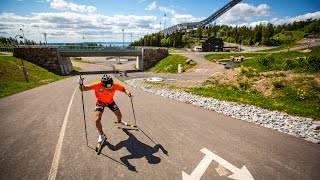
[114,121,137,128]
[95,134,106,155]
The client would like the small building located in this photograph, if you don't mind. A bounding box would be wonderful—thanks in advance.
[193,46,202,52]
[202,37,224,52]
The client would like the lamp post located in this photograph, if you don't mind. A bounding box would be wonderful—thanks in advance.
[122,29,124,48]
[44,33,48,46]
[164,14,166,30]
[15,35,23,47]
[15,34,29,82]
[20,28,26,45]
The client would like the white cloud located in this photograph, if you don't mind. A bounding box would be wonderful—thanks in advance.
[218,3,270,25]
[159,6,176,15]
[159,6,205,25]
[49,0,97,13]
[146,1,157,11]
[138,0,147,3]
[0,12,158,42]
[271,11,320,25]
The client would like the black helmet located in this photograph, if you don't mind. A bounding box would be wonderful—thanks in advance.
[101,74,113,88]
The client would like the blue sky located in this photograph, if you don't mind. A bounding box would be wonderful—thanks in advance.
[0,0,319,43]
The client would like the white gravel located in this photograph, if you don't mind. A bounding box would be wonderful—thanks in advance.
[125,78,320,144]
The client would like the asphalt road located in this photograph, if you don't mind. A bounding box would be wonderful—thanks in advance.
[1,73,320,179]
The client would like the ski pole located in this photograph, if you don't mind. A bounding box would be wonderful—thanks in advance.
[79,74,89,147]
[130,97,137,126]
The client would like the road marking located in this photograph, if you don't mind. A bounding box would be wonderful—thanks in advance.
[182,148,254,180]
[48,87,78,180]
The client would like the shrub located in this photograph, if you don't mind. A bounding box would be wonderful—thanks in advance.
[238,79,250,90]
[306,55,320,72]
[284,59,297,69]
[240,67,259,77]
[257,56,275,70]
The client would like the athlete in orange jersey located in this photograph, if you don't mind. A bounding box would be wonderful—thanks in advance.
[78,74,132,143]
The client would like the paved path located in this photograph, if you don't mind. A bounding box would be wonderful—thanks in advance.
[1,61,319,179]
[114,52,226,83]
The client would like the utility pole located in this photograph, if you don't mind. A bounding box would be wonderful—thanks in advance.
[20,28,26,45]
[44,33,47,46]
[130,33,132,44]
[164,14,167,30]
[18,28,29,82]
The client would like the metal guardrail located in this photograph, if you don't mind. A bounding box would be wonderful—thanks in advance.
[57,45,142,53]
[0,46,16,52]
[0,45,143,53]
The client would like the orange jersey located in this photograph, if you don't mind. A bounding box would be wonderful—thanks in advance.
[88,81,125,104]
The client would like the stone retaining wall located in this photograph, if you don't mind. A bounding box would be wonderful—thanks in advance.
[143,48,168,70]
[13,47,73,75]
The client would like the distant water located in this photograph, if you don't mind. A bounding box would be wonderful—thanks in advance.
[47,42,131,47]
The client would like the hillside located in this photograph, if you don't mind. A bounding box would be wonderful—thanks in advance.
[0,56,68,98]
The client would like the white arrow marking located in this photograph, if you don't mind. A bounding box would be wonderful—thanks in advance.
[182,148,254,180]
[182,151,214,180]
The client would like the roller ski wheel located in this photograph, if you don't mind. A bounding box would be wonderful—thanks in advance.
[95,137,106,155]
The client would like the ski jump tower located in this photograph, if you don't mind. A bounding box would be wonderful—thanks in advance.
[161,0,242,35]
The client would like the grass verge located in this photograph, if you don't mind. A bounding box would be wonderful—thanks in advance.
[186,84,320,119]
[149,54,196,73]
[190,47,320,119]
[0,56,68,98]
[237,46,320,73]
[204,53,267,61]
[168,48,178,53]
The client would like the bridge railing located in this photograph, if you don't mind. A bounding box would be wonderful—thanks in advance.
[0,45,17,52]
[57,45,142,52]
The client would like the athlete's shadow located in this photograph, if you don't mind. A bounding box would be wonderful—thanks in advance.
[105,128,168,172]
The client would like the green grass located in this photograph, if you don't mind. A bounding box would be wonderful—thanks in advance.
[0,56,68,98]
[274,31,305,44]
[190,46,320,119]
[237,47,320,73]
[257,44,292,52]
[168,48,178,53]
[204,53,266,61]
[186,85,320,119]
[149,54,196,73]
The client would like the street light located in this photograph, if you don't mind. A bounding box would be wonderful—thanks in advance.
[15,34,29,82]
[44,33,48,46]
[15,35,23,47]
[20,28,26,45]
[122,29,124,47]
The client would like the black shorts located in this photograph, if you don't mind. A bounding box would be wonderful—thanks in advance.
[95,101,119,113]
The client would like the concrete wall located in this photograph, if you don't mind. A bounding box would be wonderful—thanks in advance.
[13,47,73,75]
[142,47,169,70]
[12,47,168,73]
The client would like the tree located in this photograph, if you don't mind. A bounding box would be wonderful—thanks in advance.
[197,26,203,39]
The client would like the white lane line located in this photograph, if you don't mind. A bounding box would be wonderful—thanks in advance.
[48,87,78,180]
